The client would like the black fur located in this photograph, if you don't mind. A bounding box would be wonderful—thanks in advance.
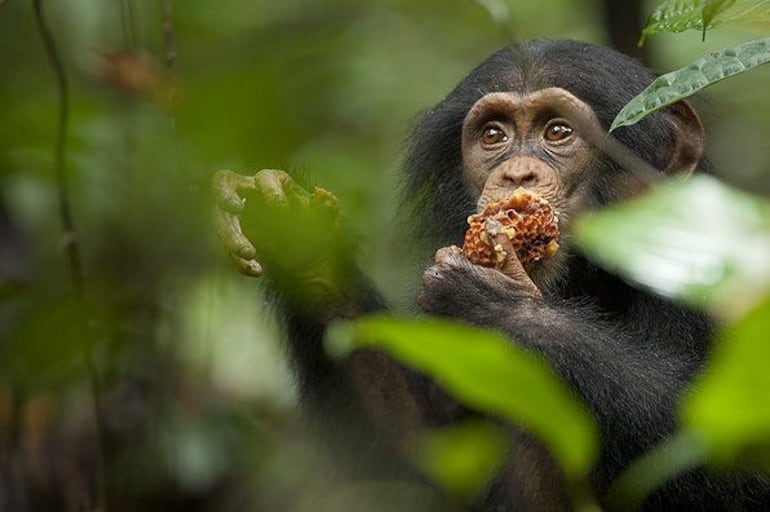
[401,40,686,249]
[270,40,770,510]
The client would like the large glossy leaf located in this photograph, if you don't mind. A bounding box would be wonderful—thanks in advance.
[681,298,770,467]
[326,315,598,478]
[610,38,770,131]
[573,175,770,319]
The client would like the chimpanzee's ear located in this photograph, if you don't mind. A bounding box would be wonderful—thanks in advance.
[663,100,705,177]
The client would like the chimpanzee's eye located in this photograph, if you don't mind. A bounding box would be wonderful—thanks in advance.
[544,121,573,142]
[481,124,509,146]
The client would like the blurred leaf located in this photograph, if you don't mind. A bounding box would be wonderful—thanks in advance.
[606,431,707,510]
[574,175,770,319]
[474,0,513,33]
[2,292,107,390]
[681,298,770,467]
[610,38,770,131]
[160,412,232,492]
[416,421,508,498]
[98,51,180,110]
[326,315,598,478]
[178,275,295,406]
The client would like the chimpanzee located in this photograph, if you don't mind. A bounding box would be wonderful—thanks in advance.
[214,40,770,510]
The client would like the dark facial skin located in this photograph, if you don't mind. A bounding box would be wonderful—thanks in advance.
[462,89,594,212]
[458,88,600,290]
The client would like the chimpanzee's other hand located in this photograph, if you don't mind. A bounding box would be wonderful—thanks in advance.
[213,169,340,282]
[418,242,542,320]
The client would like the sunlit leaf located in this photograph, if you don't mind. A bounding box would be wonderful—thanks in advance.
[416,421,508,498]
[703,0,739,26]
[681,298,770,467]
[725,0,770,29]
[610,38,770,131]
[573,175,770,319]
[639,0,770,43]
[640,0,735,44]
[326,315,598,478]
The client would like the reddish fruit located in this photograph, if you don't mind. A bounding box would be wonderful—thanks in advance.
[462,188,559,268]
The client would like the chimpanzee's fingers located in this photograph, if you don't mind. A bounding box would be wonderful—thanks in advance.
[434,245,465,265]
[254,169,313,208]
[484,219,530,283]
[230,253,263,278]
[213,169,255,213]
[310,187,339,220]
[253,169,291,205]
[216,208,257,260]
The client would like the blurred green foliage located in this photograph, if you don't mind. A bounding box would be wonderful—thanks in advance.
[574,175,770,319]
[683,297,770,467]
[2,0,770,510]
[327,315,598,479]
[415,421,508,499]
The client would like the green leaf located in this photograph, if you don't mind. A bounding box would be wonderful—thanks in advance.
[639,0,770,42]
[573,175,770,320]
[326,315,598,478]
[681,298,770,467]
[724,0,770,29]
[640,0,735,43]
[606,431,708,510]
[610,38,770,131]
[416,421,508,498]
[2,292,108,390]
[703,0,739,27]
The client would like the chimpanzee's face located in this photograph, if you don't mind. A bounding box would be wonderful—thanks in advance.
[461,89,600,238]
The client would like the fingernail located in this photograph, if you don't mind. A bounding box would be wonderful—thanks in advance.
[227,196,245,212]
[246,260,263,276]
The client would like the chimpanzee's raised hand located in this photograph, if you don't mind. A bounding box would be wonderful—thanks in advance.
[213,169,346,304]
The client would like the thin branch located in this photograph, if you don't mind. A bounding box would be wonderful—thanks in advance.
[120,0,136,49]
[32,0,83,295]
[159,0,176,69]
[33,3,107,510]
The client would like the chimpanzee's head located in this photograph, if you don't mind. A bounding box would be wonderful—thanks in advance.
[402,39,704,286]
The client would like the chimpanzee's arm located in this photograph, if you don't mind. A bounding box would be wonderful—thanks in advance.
[214,169,426,475]
[418,254,687,459]
[417,250,770,508]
